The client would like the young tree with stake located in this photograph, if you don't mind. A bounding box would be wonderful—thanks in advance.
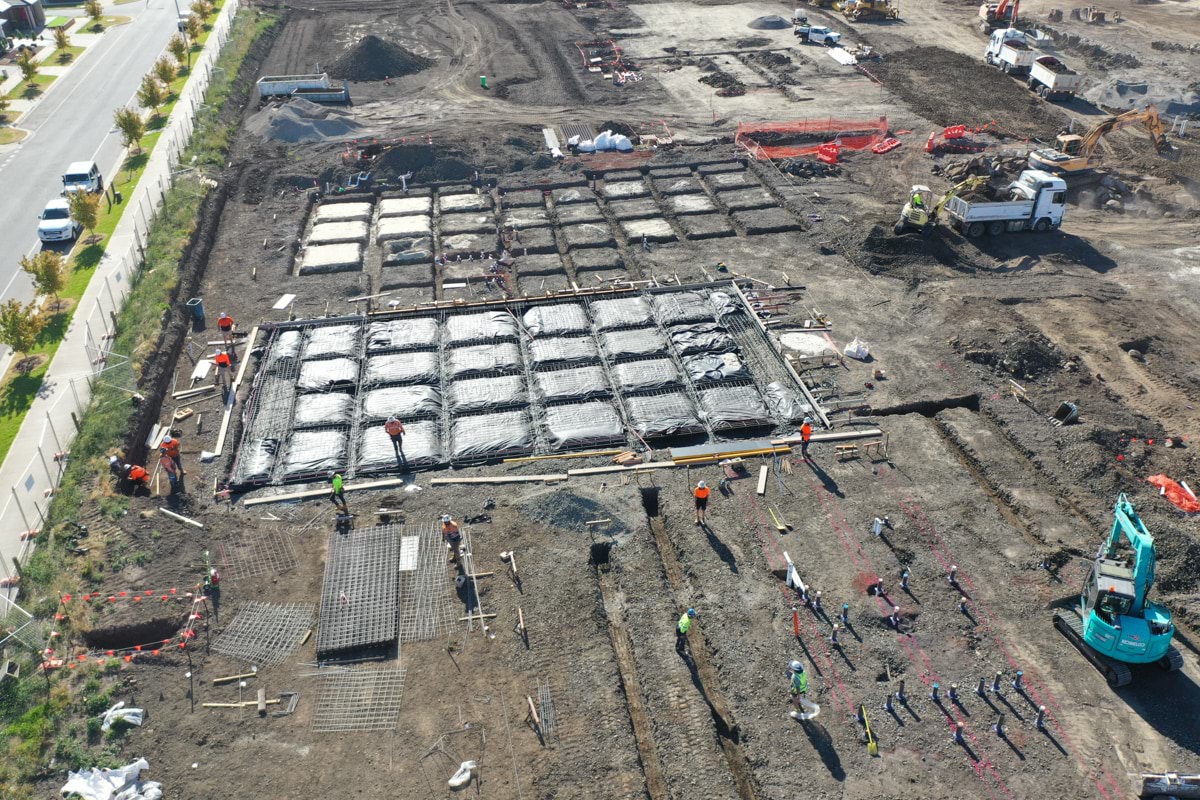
[68,191,103,244]
[0,300,44,370]
[137,73,167,120]
[168,33,190,70]
[190,0,213,22]
[53,27,72,58]
[184,13,203,41]
[20,252,66,309]
[113,106,145,153]
[85,0,103,29]
[153,55,177,89]
[17,51,38,83]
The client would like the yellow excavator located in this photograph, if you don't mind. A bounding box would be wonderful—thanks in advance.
[1028,105,1167,175]
[842,0,899,20]
[893,176,988,235]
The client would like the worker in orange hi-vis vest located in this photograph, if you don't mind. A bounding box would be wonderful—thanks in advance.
[217,312,235,346]
[693,480,711,525]
[213,350,232,390]
[800,418,813,460]
[384,416,407,467]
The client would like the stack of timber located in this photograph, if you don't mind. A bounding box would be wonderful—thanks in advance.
[670,440,792,466]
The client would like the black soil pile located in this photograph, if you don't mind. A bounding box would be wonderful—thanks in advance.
[869,46,1065,141]
[747,14,789,29]
[954,332,1064,379]
[328,35,434,81]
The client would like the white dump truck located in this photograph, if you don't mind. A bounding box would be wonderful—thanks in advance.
[944,169,1067,237]
[256,73,351,103]
[984,28,1034,74]
[1027,55,1083,99]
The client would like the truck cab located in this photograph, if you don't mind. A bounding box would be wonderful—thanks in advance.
[984,28,1033,75]
[795,24,842,45]
[62,161,103,195]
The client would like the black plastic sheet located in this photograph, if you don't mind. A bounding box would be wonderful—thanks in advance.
[362,385,442,420]
[451,411,534,461]
[447,343,522,378]
[282,429,348,479]
[366,318,439,352]
[356,420,442,473]
[600,328,669,360]
[708,291,743,319]
[653,291,713,325]
[303,324,360,360]
[446,311,519,345]
[297,358,359,392]
[292,393,355,428]
[669,322,736,355]
[448,375,527,413]
[591,296,654,331]
[698,385,772,430]
[522,304,590,337]
[544,402,624,450]
[625,393,703,438]
[528,337,599,368]
[681,352,748,383]
[534,366,610,402]
[364,352,440,385]
[764,381,813,422]
[612,359,681,392]
[232,438,278,485]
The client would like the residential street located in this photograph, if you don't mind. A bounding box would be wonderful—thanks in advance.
[0,0,180,303]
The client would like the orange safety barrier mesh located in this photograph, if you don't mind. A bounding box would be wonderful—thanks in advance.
[735,116,888,160]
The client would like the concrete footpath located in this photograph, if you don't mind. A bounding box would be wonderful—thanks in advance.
[0,0,243,595]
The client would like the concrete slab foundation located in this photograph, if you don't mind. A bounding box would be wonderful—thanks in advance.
[562,222,617,250]
[719,188,778,211]
[377,215,433,243]
[315,202,373,223]
[668,194,718,215]
[298,243,363,275]
[439,193,492,213]
[706,172,753,192]
[609,198,662,221]
[308,221,369,245]
[439,213,495,235]
[621,218,677,244]
[502,208,551,228]
[379,197,433,217]
[602,181,650,200]
[552,187,597,205]
[654,177,704,196]
[555,203,606,224]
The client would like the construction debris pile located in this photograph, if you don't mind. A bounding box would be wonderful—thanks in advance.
[328,35,435,81]
[780,157,841,179]
[246,99,365,143]
[932,153,1028,182]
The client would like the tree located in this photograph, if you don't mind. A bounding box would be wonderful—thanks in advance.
[67,191,102,243]
[153,55,177,88]
[85,0,103,28]
[136,73,166,119]
[17,51,38,83]
[190,0,212,22]
[0,300,44,368]
[168,33,190,69]
[184,14,203,42]
[20,251,66,308]
[53,26,71,52]
[112,106,145,152]
[0,94,10,122]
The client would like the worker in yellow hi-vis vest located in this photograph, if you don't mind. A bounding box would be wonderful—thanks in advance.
[676,608,696,655]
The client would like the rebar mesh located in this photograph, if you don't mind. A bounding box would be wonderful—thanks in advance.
[397,522,456,642]
[316,524,401,658]
[212,602,315,666]
[312,667,406,733]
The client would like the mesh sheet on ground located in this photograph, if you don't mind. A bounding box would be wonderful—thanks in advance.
[600,328,669,360]
[297,358,358,392]
[534,366,610,402]
[213,602,315,667]
[447,342,521,378]
[626,393,704,438]
[451,411,533,460]
[364,352,440,385]
[357,421,441,473]
[528,336,599,367]
[304,324,360,360]
[698,385,772,430]
[682,352,748,382]
[592,296,654,330]
[446,311,519,344]
[522,304,590,336]
[284,429,347,478]
[363,385,442,419]
[316,524,401,658]
[293,393,355,428]
[613,359,681,392]
[448,375,527,413]
[366,318,439,352]
[653,291,714,325]
[544,402,624,450]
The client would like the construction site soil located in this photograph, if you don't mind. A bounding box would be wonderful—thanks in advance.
[30,0,1200,798]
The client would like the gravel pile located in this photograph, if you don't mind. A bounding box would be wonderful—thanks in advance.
[329,35,434,81]
[515,486,642,541]
[246,98,364,143]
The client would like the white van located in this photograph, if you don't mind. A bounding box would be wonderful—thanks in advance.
[62,161,103,195]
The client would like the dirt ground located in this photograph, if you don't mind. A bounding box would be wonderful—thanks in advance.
[36,0,1200,797]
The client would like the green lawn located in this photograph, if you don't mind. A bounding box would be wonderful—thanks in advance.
[5,73,56,100]
[51,45,86,64]
[45,15,71,26]
[0,127,27,145]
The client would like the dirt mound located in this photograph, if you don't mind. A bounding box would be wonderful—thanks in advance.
[735,36,772,47]
[328,35,434,81]
[246,98,364,143]
[515,487,641,540]
[954,332,1063,378]
[747,15,789,29]
[1032,25,1140,69]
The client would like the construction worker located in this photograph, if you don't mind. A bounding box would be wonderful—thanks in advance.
[788,660,810,711]
[384,416,407,466]
[911,191,924,209]
[108,455,125,481]
[441,514,462,564]
[693,480,711,525]
[217,312,235,346]
[676,608,696,655]
[127,464,149,491]
[159,448,180,493]
[328,471,348,515]
[162,435,183,473]
[800,418,813,459]
[213,350,232,391]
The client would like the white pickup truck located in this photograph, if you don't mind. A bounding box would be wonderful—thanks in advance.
[944,169,1067,237]
[1027,55,1082,99]
[794,25,842,45]
[984,28,1033,75]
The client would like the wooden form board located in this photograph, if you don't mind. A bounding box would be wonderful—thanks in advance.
[429,475,567,485]
[772,427,882,446]
[213,326,259,457]
[756,465,769,496]
[242,476,410,507]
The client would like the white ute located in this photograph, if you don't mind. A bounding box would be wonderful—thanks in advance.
[37,198,81,243]
[61,160,103,195]
[794,25,842,45]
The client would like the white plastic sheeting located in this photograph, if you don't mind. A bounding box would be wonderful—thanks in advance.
[60,758,162,800]
[843,337,870,360]
[625,393,703,438]
[302,324,360,360]
[543,402,624,450]
[591,296,654,331]
[446,311,519,345]
[363,352,440,385]
[612,358,680,392]
[296,358,359,392]
[447,343,522,378]
[362,385,442,420]
[366,318,439,352]
[528,337,599,368]
[100,702,144,732]
[448,375,527,413]
[697,385,772,430]
[450,411,534,461]
[599,328,669,360]
[533,366,610,402]
[521,304,590,337]
[293,393,355,428]
[356,421,442,473]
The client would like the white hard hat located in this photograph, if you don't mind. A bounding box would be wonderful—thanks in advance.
[803,417,812,424]
[219,312,228,319]
[697,480,706,488]
[162,435,173,443]
[109,455,119,464]
[441,514,452,523]
[789,660,804,673]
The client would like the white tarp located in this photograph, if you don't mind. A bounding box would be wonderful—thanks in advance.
[101,701,144,732]
[843,337,870,360]
[60,758,162,800]
[828,47,858,66]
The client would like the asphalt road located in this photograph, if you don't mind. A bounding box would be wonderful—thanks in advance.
[0,0,181,304]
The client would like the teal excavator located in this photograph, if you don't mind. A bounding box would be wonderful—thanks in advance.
[1054,494,1183,687]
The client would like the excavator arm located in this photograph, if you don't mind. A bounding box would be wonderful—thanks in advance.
[933,176,987,215]
[1105,493,1156,613]
[1078,105,1166,158]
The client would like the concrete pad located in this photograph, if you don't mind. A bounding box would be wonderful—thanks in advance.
[440,213,495,235]
[609,198,662,221]
[379,197,432,217]
[380,262,435,288]
[732,208,802,234]
[621,218,677,244]
[706,172,753,192]
[571,248,624,272]
[381,237,434,265]
[298,243,362,275]
[506,226,557,255]
[552,187,597,205]
[518,274,573,295]
[441,232,495,255]
[315,202,373,223]
[602,181,649,200]
[377,215,433,243]
[308,221,369,245]
[697,162,746,175]
[500,190,546,208]
[515,254,566,276]
[720,188,777,211]
[439,193,492,213]
[654,177,704,196]
[668,194,718,216]
[555,203,605,224]
[502,208,551,228]
[562,223,617,250]
[680,214,737,240]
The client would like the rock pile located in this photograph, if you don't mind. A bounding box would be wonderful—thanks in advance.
[245,98,365,143]
[328,35,434,81]
[933,153,1029,182]
[780,158,841,178]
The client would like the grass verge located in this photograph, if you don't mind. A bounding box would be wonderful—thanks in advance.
[4,74,56,101]
[50,45,86,65]
[0,127,27,145]
[0,10,276,793]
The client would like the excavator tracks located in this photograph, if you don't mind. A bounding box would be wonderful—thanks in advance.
[1159,645,1185,673]
[1053,608,1133,688]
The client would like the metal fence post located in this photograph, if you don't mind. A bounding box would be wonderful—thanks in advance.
[46,412,62,453]
[38,447,54,486]
[12,486,33,534]
[70,377,82,412]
